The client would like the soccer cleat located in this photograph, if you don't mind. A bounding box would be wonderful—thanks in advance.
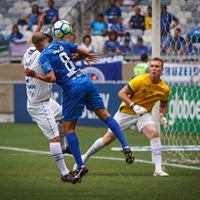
[123,147,135,164]
[61,173,76,183]
[153,170,169,177]
[72,163,78,171]
[71,166,89,184]
[62,146,72,155]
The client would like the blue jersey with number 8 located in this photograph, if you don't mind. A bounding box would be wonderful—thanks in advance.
[38,41,85,90]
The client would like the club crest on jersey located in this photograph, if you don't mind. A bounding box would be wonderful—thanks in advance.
[28,49,36,55]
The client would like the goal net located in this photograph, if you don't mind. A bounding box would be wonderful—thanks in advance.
[160,0,200,164]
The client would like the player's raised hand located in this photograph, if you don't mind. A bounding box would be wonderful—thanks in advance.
[38,13,46,28]
[24,68,36,77]
[158,113,168,128]
[130,103,147,116]
[85,53,100,66]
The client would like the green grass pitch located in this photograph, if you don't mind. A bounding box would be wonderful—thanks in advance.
[0,123,199,200]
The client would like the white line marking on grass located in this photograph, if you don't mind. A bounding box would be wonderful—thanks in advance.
[0,146,200,170]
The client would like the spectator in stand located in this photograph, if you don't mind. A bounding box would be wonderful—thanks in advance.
[44,0,59,25]
[80,35,94,53]
[145,6,152,30]
[119,37,132,55]
[118,0,139,8]
[128,7,145,31]
[23,4,41,31]
[133,36,149,55]
[132,53,149,78]
[164,28,185,54]
[8,25,24,43]
[110,14,125,39]
[161,4,179,43]
[86,13,108,36]
[104,0,122,24]
[103,30,121,55]
[178,35,198,55]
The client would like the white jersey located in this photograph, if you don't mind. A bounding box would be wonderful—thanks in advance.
[23,46,53,103]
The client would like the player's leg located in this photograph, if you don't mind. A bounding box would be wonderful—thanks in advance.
[137,113,169,177]
[27,102,75,183]
[49,99,69,153]
[81,111,137,166]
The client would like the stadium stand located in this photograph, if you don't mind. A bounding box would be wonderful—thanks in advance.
[0,0,199,62]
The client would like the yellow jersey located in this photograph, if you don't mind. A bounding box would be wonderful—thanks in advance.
[119,74,170,115]
[145,16,152,29]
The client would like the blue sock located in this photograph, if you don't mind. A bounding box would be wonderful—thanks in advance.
[105,116,129,148]
[66,132,83,170]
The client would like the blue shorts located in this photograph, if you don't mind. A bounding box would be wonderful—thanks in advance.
[61,74,105,121]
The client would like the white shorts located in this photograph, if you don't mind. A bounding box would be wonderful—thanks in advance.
[109,111,156,133]
[27,98,62,140]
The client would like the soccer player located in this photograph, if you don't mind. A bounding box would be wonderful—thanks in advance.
[25,31,134,184]
[74,57,170,177]
[23,14,76,183]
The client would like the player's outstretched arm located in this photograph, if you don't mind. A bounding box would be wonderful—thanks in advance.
[28,13,46,47]
[72,53,100,66]
[73,46,90,62]
[24,68,56,83]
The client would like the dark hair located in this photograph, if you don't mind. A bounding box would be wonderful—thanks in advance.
[148,6,152,10]
[32,4,40,15]
[42,33,53,43]
[108,30,118,40]
[82,35,91,43]
[140,53,148,62]
[98,13,104,18]
[176,28,181,33]
[48,0,54,3]
[12,25,19,33]
[151,57,164,67]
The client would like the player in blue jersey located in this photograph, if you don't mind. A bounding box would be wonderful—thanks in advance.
[25,32,134,183]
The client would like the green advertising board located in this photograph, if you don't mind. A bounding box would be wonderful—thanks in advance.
[164,85,200,134]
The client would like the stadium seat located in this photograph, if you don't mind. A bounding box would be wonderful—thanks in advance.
[13,1,30,9]
[23,30,32,41]
[8,7,25,18]
[5,24,14,31]
[121,12,128,19]
[142,35,152,47]
[177,11,192,19]
[24,7,32,15]
[2,18,12,28]
[30,1,39,7]
[58,7,71,19]
[127,29,143,37]
[0,8,7,15]
[179,17,187,25]
[143,29,152,36]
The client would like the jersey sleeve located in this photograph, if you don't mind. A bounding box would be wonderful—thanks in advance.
[39,53,53,75]
[127,75,143,93]
[161,85,170,102]
[68,42,78,53]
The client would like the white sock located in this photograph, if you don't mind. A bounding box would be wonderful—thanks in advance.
[82,137,104,163]
[50,142,69,175]
[57,123,67,151]
[150,137,162,172]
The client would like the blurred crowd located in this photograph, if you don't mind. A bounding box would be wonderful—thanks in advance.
[0,0,199,61]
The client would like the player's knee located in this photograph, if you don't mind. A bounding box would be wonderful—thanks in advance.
[149,130,159,139]
[50,135,60,143]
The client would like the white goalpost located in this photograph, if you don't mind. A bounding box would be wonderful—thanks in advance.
[112,0,200,165]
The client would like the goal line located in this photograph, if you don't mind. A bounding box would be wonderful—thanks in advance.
[111,146,200,151]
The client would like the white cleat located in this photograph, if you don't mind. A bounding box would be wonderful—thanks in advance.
[73,163,78,171]
[153,170,169,177]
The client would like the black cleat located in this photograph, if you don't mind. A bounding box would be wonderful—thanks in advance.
[71,166,89,184]
[61,173,75,183]
[62,146,72,155]
[123,147,135,164]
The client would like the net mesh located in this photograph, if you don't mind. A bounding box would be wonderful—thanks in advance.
[161,0,200,164]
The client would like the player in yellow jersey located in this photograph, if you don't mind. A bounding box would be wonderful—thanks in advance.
[73,57,170,177]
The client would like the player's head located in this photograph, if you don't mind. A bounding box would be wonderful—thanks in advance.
[32,32,49,52]
[42,33,53,43]
[140,53,148,62]
[149,57,164,78]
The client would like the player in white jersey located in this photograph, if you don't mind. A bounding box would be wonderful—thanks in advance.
[23,13,76,183]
